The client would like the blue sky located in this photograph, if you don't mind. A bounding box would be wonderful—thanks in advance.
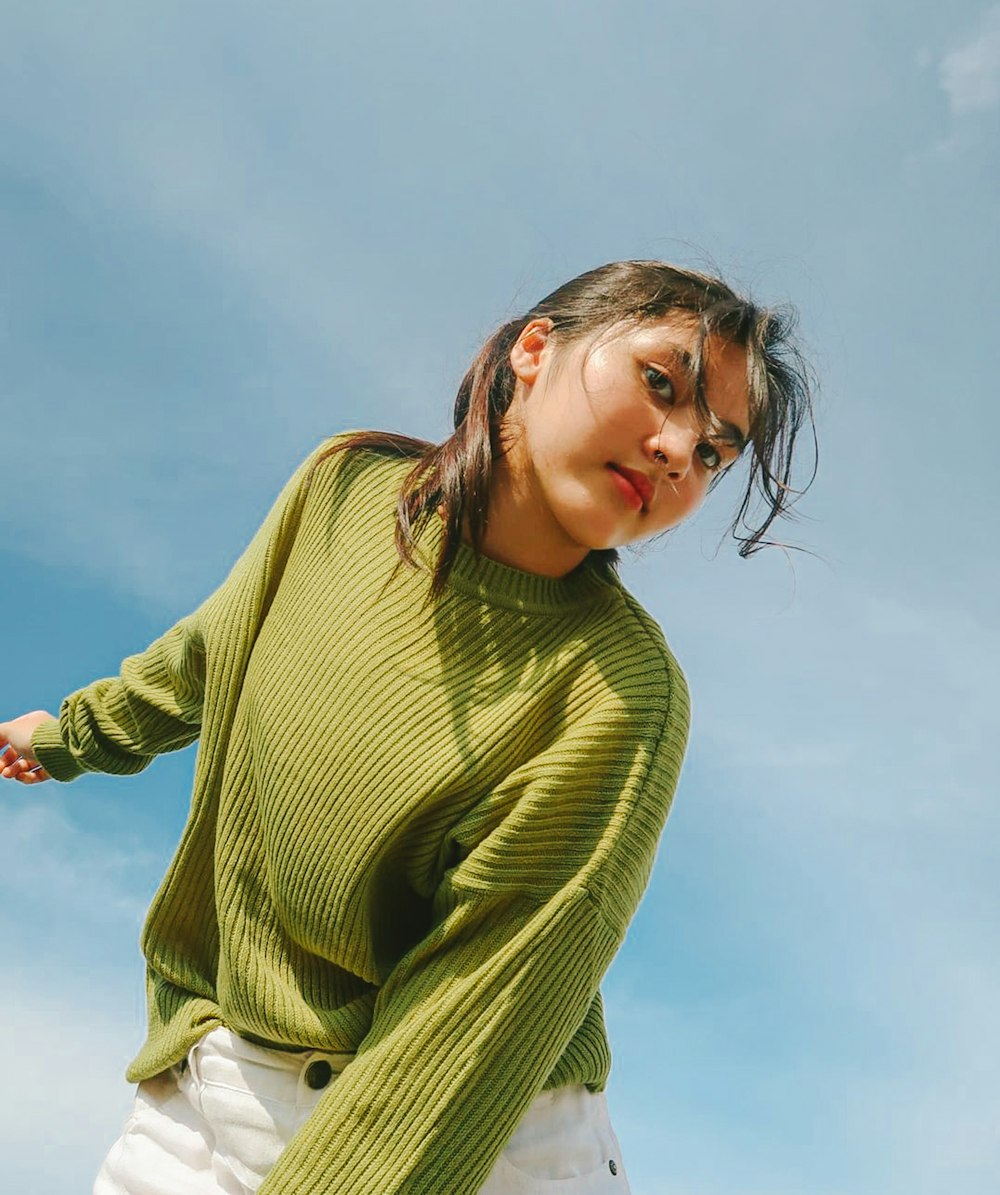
[1,2,998,1191]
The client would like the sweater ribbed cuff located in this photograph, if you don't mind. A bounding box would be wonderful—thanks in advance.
[30,717,85,783]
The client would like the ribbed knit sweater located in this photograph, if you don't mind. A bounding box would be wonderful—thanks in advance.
[30,434,691,1194]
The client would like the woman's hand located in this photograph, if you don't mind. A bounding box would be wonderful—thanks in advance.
[0,711,56,783]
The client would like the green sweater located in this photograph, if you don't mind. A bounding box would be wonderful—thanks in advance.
[31,434,691,1194]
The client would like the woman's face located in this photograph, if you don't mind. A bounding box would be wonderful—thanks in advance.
[495,314,752,576]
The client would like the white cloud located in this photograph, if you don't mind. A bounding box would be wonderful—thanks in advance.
[0,799,154,929]
[0,6,454,615]
[603,875,1000,1194]
[0,800,161,1190]
[0,983,141,1193]
[939,5,1000,116]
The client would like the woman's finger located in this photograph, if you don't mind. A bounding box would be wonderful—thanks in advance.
[18,766,50,784]
[1,746,30,773]
[2,756,40,780]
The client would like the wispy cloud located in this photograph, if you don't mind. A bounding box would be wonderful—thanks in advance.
[602,765,1000,1195]
[0,8,454,614]
[908,4,1000,164]
[660,557,1000,841]
[940,4,1000,116]
[0,983,140,1193]
[0,799,154,930]
[0,798,155,1191]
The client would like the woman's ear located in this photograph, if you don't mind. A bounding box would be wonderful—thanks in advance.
[509,318,554,386]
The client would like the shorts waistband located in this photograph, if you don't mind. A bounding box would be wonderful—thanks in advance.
[198,1026,356,1073]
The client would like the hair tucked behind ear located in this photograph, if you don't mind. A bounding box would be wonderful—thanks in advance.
[312,259,818,599]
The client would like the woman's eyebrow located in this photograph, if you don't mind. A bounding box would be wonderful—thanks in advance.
[718,420,749,452]
[661,344,696,379]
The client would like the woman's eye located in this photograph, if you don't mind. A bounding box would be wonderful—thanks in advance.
[644,366,674,401]
[696,442,722,470]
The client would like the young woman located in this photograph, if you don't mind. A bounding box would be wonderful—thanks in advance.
[0,260,815,1194]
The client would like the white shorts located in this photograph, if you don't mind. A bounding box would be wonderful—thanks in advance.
[93,1026,631,1194]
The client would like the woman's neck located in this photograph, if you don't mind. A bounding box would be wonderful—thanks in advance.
[461,456,590,580]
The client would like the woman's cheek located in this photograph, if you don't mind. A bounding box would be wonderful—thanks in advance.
[653,481,706,532]
[680,478,712,522]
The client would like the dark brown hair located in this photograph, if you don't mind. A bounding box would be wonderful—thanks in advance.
[315,260,817,598]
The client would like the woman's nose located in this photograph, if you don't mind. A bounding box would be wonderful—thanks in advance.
[650,424,696,480]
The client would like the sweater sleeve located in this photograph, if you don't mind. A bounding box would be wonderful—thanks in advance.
[259,661,691,1195]
[29,436,342,783]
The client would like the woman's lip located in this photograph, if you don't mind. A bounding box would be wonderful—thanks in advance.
[607,464,649,512]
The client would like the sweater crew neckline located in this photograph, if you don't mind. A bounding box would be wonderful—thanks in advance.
[358,443,619,614]
[415,519,618,614]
